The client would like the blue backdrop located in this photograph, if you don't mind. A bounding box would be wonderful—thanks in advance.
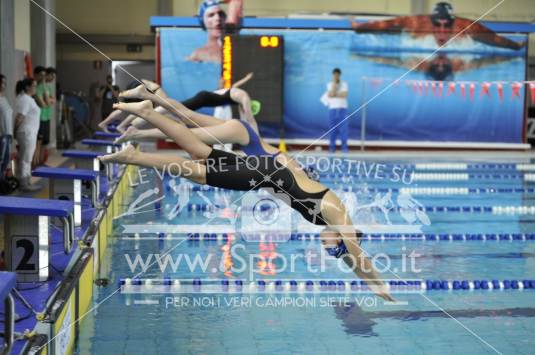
[160,28,527,143]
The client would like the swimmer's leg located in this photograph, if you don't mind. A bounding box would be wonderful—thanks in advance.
[116,118,247,147]
[99,145,206,184]
[189,119,249,146]
[181,90,230,110]
[113,100,212,160]
[116,127,166,144]
[116,114,137,133]
[120,84,225,127]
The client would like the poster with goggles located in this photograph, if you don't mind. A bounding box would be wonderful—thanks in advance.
[159,1,527,144]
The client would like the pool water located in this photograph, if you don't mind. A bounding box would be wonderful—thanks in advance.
[76,155,535,355]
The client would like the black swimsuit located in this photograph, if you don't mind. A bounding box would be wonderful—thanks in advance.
[205,149,329,225]
[182,90,235,111]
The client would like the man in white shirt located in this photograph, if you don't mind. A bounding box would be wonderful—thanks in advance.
[325,68,349,153]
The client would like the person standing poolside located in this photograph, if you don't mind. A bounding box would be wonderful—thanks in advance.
[99,75,120,121]
[0,74,13,139]
[0,74,14,173]
[324,68,349,153]
[14,79,41,191]
[34,66,51,147]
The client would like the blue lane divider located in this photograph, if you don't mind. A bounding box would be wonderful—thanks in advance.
[289,233,535,241]
[182,202,535,215]
[303,162,532,171]
[317,173,528,180]
[119,278,535,291]
[183,185,535,194]
[122,232,535,242]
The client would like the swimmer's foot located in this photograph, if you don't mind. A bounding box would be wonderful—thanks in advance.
[141,79,163,95]
[99,110,128,131]
[115,126,140,144]
[119,84,152,100]
[113,100,153,117]
[98,122,109,133]
[99,144,137,164]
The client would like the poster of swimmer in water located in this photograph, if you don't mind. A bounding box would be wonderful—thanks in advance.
[351,2,525,50]
[350,2,526,81]
[160,0,527,144]
[189,0,243,63]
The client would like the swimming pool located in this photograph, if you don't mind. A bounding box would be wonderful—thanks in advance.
[75,154,535,355]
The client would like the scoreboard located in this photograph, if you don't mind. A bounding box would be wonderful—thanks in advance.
[222,35,284,125]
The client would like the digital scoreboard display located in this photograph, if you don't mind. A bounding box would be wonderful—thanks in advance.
[222,35,284,125]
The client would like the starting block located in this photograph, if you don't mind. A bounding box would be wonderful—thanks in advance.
[62,150,102,172]
[0,272,15,354]
[0,197,74,282]
[32,167,99,226]
[94,131,121,139]
[81,140,122,180]
[81,139,120,154]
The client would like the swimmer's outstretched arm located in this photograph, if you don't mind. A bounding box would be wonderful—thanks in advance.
[352,17,406,33]
[467,22,525,50]
[320,229,394,302]
[223,0,243,28]
[320,194,394,302]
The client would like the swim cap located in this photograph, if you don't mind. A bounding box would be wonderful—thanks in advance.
[251,100,261,116]
[431,2,454,27]
[198,0,222,30]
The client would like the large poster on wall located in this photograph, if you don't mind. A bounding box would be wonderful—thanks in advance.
[159,3,527,144]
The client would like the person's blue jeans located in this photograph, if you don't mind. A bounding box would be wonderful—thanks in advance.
[0,135,12,177]
[328,108,348,152]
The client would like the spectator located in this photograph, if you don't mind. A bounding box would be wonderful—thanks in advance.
[99,75,119,120]
[0,74,14,180]
[45,67,56,152]
[14,78,41,191]
[324,68,349,153]
[0,74,13,138]
[34,66,51,147]
[45,67,57,107]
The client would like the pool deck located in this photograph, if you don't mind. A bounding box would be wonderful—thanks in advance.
[0,146,124,354]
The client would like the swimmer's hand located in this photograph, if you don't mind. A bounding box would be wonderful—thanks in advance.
[378,293,396,302]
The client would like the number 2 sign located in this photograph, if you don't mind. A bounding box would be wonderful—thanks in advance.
[11,235,38,274]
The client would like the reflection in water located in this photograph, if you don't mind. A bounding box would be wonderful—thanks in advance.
[221,234,234,277]
[351,53,520,81]
[334,302,535,337]
[258,241,277,276]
